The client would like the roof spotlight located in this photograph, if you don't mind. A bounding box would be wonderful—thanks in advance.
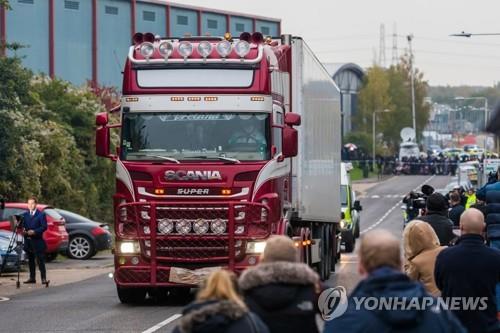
[178,41,193,58]
[158,41,174,58]
[197,41,213,58]
[235,40,250,58]
[140,42,155,58]
[216,40,232,57]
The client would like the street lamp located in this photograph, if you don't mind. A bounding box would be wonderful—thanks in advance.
[450,31,500,38]
[454,96,488,150]
[373,109,391,167]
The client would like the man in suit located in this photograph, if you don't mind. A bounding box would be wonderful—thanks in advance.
[22,197,48,284]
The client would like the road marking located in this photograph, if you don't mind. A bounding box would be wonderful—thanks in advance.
[142,314,182,333]
[0,296,10,302]
[361,175,435,234]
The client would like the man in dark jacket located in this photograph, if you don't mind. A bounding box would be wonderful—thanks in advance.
[324,229,465,333]
[419,193,457,246]
[435,208,500,333]
[449,192,465,227]
[239,235,320,333]
[21,197,48,284]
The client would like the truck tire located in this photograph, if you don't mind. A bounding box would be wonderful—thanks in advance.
[344,231,355,253]
[332,224,339,271]
[318,224,332,281]
[117,286,146,304]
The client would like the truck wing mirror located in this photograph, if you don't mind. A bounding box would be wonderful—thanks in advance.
[284,112,301,126]
[354,200,363,211]
[282,127,298,158]
[95,113,115,160]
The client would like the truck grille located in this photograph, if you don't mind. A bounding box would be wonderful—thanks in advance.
[116,201,272,264]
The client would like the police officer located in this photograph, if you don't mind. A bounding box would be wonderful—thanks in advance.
[22,197,48,285]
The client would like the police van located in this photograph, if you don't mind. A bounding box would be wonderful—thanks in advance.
[340,162,362,252]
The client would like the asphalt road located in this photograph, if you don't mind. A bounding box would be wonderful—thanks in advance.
[0,175,452,333]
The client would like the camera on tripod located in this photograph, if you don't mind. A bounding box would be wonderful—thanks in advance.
[9,214,24,233]
[403,184,435,211]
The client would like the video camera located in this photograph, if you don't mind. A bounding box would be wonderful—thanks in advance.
[404,184,435,210]
[9,214,24,232]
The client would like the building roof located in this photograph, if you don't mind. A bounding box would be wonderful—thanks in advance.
[141,0,281,23]
[323,63,365,79]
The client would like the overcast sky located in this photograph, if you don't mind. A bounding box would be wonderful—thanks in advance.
[180,0,500,87]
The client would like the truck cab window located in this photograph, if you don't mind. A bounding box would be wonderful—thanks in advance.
[121,112,271,162]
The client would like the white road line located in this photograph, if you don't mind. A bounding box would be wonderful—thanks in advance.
[361,175,435,234]
[142,314,183,333]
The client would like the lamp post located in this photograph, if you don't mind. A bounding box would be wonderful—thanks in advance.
[454,96,488,150]
[372,109,391,167]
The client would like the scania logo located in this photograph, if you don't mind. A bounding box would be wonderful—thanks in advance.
[165,170,222,181]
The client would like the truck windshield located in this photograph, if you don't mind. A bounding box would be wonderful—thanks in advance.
[121,112,270,161]
[340,185,348,206]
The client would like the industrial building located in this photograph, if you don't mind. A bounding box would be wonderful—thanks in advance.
[1,0,280,87]
[324,63,365,136]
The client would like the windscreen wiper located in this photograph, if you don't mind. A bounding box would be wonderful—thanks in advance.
[184,156,241,164]
[132,154,181,163]
[152,155,181,163]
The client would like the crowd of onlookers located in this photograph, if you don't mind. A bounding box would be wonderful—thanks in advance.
[172,170,500,333]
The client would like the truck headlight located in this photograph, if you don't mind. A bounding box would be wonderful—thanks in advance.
[119,241,140,254]
[210,219,226,234]
[246,241,266,254]
[193,219,209,234]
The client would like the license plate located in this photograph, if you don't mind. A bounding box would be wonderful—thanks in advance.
[169,266,222,285]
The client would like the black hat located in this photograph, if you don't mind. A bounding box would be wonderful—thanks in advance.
[426,193,448,211]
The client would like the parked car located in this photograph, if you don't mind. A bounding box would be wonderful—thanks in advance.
[0,203,69,262]
[55,209,112,260]
[427,145,442,156]
[0,230,24,272]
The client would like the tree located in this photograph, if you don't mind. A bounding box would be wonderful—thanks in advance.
[351,56,430,155]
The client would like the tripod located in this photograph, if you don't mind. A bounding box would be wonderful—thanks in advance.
[0,217,24,289]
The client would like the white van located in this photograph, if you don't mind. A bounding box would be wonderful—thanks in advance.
[340,162,362,252]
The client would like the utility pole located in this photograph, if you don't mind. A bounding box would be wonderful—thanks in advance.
[391,23,398,66]
[407,34,417,143]
[379,24,386,67]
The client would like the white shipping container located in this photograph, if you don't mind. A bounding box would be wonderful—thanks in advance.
[290,38,342,223]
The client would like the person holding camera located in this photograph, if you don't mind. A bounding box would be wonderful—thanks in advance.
[418,193,457,246]
[22,197,48,284]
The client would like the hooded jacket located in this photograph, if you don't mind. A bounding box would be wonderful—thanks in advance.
[172,299,269,333]
[403,221,446,296]
[239,261,320,333]
[418,211,456,246]
[323,267,466,333]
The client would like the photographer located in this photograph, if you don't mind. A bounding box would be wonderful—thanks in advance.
[22,197,48,285]
[476,166,500,199]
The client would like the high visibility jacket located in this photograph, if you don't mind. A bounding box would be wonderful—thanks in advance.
[466,193,476,209]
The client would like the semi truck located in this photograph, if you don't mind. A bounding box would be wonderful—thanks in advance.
[95,32,342,303]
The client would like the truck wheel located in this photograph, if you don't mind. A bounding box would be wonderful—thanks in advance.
[318,224,332,281]
[344,231,355,253]
[332,224,340,270]
[117,286,146,304]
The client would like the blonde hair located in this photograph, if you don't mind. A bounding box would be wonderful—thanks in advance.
[261,235,298,263]
[197,270,247,309]
[359,229,401,273]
